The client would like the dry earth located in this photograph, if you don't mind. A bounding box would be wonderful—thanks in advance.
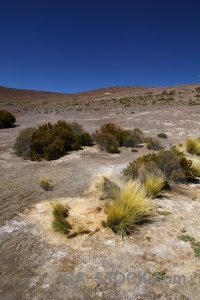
[0,84,200,299]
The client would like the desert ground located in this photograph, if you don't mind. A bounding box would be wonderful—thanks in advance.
[0,84,200,299]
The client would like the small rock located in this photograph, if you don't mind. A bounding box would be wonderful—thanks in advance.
[96,292,103,298]
[16,244,22,251]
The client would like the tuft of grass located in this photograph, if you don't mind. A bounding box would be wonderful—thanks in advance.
[185,138,200,155]
[52,216,72,235]
[157,210,171,216]
[157,133,167,138]
[52,202,69,219]
[143,173,165,198]
[39,177,51,191]
[51,202,72,235]
[104,180,153,238]
[131,148,138,152]
[108,147,120,154]
[178,235,200,258]
[191,159,200,177]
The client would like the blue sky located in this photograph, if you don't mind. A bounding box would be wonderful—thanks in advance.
[0,0,200,93]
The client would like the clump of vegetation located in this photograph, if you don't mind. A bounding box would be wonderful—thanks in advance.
[138,164,166,198]
[123,150,197,182]
[185,138,200,155]
[178,235,200,258]
[191,159,200,177]
[123,128,144,148]
[39,177,51,191]
[144,136,161,150]
[93,123,144,153]
[13,127,35,159]
[152,270,167,281]
[0,109,16,128]
[157,133,167,138]
[96,176,121,199]
[52,202,72,235]
[131,148,138,152]
[30,120,91,160]
[103,180,153,237]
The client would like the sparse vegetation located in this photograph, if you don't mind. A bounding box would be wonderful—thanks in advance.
[13,127,35,159]
[103,180,153,237]
[157,133,167,138]
[178,235,200,258]
[0,109,16,128]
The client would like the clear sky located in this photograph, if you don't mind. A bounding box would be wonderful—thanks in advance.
[0,0,200,93]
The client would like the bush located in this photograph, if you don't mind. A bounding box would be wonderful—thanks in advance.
[30,121,91,160]
[123,150,197,182]
[68,122,92,146]
[123,128,144,147]
[0,110,16,128]
[93,123,144,152]
[104,180,153,237]
[13,127,35,159]
[93,132,119,151]
[157,133,167,138]
[144,136,161,150]
[185,138,200,155]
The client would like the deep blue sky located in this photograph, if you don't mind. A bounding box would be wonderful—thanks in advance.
[0,0,200,93]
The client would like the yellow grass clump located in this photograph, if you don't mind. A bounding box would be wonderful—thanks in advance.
[105,180,153,237]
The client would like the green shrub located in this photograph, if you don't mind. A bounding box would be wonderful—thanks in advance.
[0,110,16,128]
[30,120,91,160]
[123,128,144,147]
[145,136,161,150]
[94,123,144,152]
[68,122,92,146]
[104,180,153,237]
[13,127,35,159]
[123,150,197,182]
[157,133,167,138]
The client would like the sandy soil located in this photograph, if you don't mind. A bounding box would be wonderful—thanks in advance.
[1,85,200,299]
